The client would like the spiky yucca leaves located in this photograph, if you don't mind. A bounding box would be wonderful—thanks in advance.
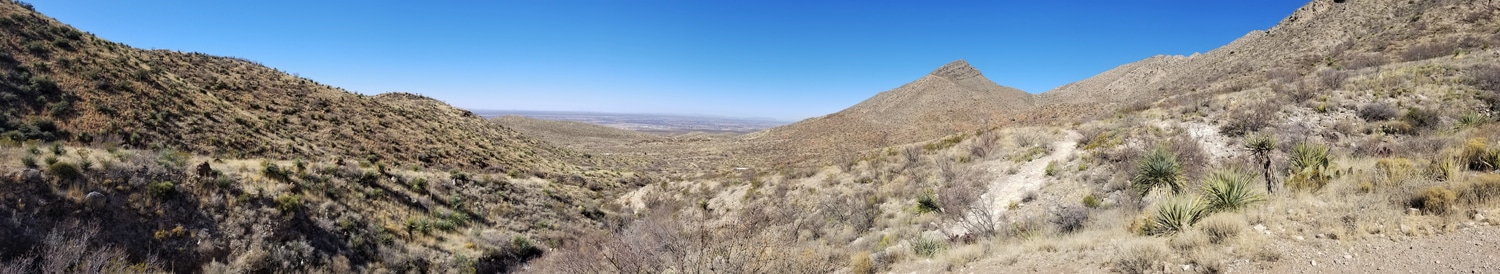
[1286,143,1333,191]
[1150,196,1207,235]
[1201,169,1266,212]
[1132,148,1185,196]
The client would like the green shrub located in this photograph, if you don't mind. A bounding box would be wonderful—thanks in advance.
[21,155,37,168]
[1045,161,1060,177]
[46,161,82,181]
[1150,196,1207,235]
[1082,193,1101,208]
[1201,169,1265,212]
[1402,107,1441,130]
[48,143,63,155]
[147,181,175,198]
[911,236,945,257]
[275,194,302,213]
[262,162,290,182]
[1132,148,1185,196]
[43,155,57,165]
[1286,143,1332,191]
[1416,186,1457,215]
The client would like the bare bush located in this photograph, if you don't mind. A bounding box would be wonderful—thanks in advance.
[1219,102,1279,137]
[1403,40,1457,61]
[0,222,162,274]
[1264,67,1300,83]
[1317,68,1347,90]
[1051,206,1089,234]
[1358,103,1398,121]
[1342,52,1388,70]
[969,131,1000,159]
[1470,64,1500,92]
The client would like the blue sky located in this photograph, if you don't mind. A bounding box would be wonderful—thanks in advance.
[30,0,1307,121]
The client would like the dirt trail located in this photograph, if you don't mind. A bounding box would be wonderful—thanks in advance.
[977,131,1080,219]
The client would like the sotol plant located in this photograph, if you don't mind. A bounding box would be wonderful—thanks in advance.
[1150,196,1207,235]
[1132,148,1185,196]
[1200,169,1265,212]
[1286,143,1333,191]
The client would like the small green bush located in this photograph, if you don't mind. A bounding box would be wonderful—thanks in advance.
[46,161,82,181]
[1132,148,1185,196]
[1082,193,1101,208]
[911,236,945,257]
[147,181,175,198]
[1201,169,1265,212]
[275,194,302,213]
[1045,161,1060,177]
[1402,107,1441,130]
[21,155,37,168]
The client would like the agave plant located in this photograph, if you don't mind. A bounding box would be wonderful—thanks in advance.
[1132,148,1184,196]
[1201,169,1266,212]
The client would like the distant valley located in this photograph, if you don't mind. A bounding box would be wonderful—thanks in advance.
[473,110,787,134]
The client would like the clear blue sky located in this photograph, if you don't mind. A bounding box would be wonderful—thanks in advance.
[30,0,1307,121]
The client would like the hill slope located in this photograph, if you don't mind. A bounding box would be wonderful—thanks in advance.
[747,60,1035,165]
[0,3,575,173]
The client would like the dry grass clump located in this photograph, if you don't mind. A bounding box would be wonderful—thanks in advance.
[1195,214,1246,244]
[1113,241,1168,274]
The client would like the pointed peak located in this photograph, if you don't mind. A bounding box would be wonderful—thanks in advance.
[929,59,982,80]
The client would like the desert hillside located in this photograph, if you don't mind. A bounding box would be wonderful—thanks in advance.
[0,1,639,273]
[0,2,582,173]
[531,0,1500,273]
[747,60,1035,167]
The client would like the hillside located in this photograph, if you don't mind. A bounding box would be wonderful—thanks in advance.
[0,1,636,273]
[747,60,1035,166]
[0,2,579,173]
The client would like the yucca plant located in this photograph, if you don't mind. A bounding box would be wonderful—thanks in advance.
[1243,134,1277,193]
[1151,196,1207,235]
[1201,169,1266,212]
[1132,147,1185,196]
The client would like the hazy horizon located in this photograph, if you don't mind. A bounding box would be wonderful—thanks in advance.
[32,0,1306,120]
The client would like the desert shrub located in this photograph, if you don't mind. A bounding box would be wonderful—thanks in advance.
[1044,161,1059,177]
[1082,193,1101,208]
[1458,113,1488,128]
[262,162,290,182]
[1286,143,1332,191]
[1196,214,1246,244]
[1456,174,1500,204]
[1149,196,1207,235]
[1358,103,1398,121]
[147,181,175,198]
[1402,107,1441,131]
[1343,52,1389,70]
[1219,102,1278,137]
[1374,158,1415,188]
[21,154,37,168]
[1471,64,1500,92]
[1200,169,1265,212]
[1132,148,1185,196]
[1051,206,1089,234]
[1114,242,1166,274]
[46,161,82,182]
[1416,186,1457,215]
[1461,138,1500,171]
[916,191,941,214]
[1403,40,1458,61]
[275,194,302,213]
[911,236,944,258]
[1377,121,1416,135]
[1317,68,1347,90]
[849,251,874,274]
[0,223,164,273]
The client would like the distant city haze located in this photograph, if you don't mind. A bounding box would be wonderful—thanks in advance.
[31,1,1306,120]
